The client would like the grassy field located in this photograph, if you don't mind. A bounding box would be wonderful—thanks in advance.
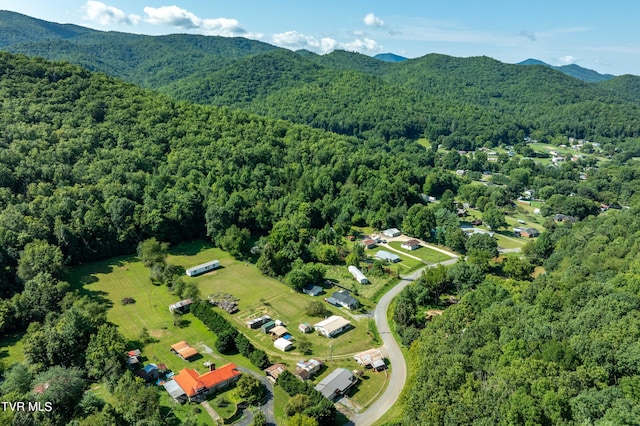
[387,242,452,264]
[0,333,26,366]
[61,240,385,424]
[368,246,423,273]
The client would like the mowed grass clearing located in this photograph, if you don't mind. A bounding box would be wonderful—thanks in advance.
[387,242,453,264]
[66,240,377,366]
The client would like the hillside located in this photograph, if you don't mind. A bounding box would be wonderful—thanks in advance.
[597,74,640,104]
[1,11,639,146]
[518,58,616,83]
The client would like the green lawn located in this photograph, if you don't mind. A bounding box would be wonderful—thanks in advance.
[387,242,452,264]
[368,246,423,273]
[0,333,26,366]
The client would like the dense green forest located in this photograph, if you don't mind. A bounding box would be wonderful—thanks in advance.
[2,11,640,147]
[397,206,640,425]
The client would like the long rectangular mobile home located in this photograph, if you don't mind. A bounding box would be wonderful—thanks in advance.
[185,260,220,277]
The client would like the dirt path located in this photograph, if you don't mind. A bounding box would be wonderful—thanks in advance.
[200,400,222,424]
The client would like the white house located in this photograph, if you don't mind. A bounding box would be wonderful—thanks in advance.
[185,260,220,277]
[348,265,369,284]
[401,239,421,250]
[314,315,352,338]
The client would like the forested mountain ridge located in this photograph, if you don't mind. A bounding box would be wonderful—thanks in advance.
[2,11,639,146]
[400,206,640,425]
[518,58,616,82]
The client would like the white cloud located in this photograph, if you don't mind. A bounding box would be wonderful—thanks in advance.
[83,1,139,25]
[364,12,384,28]
[143,5,252,37]
[342,38,382,53]
[272,31,338,53]
[271,31,381,55]
[558,55,578,65]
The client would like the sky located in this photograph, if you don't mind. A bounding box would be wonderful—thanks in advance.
[2,1,639,76]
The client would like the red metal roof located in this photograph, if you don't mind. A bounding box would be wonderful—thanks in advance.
[173,363,241,397]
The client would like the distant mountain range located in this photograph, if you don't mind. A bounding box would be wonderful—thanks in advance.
[374,53,408,63]
[518,58,616,83]
[1,9,639,143]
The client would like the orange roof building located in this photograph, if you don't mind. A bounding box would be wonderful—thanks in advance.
[170,341,199,360]
[171,363,241,401]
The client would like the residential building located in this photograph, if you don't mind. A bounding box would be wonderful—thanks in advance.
[314,368,358,400]
[401,239,421,250]
[164,363,241,402]
[328,290,359,310]
[185,260,220,277]
[314,315,352,338]
[375,250,400,263]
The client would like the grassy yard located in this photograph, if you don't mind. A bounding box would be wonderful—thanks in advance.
[367,246,423,273]
[387,242,452,264]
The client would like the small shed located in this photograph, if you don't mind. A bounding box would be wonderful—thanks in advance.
[302,285,323,296]
[298,323,313,333]
[274,338,293,352]
[245,315,271,329]
[270,325,288,339]
[169,299,193,314]
[260,321,276,334]
[348,265,369,284]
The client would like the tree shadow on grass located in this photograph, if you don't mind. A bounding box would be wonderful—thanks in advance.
[0,333,24,360]
[169,240,215,257]
[65,255,135,308]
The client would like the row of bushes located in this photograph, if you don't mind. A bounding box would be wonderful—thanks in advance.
[191,301,270,369]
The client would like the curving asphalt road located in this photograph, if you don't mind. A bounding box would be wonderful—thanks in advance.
[353,257,459,426]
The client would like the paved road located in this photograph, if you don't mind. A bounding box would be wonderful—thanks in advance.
[352,257,458,426]
[236,366,276,426]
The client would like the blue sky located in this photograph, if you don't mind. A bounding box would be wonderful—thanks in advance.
[3,1,639,75]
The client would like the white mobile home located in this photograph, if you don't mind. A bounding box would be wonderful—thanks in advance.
[185,260,220,277]
[348,265,369,284]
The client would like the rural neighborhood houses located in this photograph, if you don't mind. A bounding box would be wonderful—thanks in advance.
[354,348,387,371]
